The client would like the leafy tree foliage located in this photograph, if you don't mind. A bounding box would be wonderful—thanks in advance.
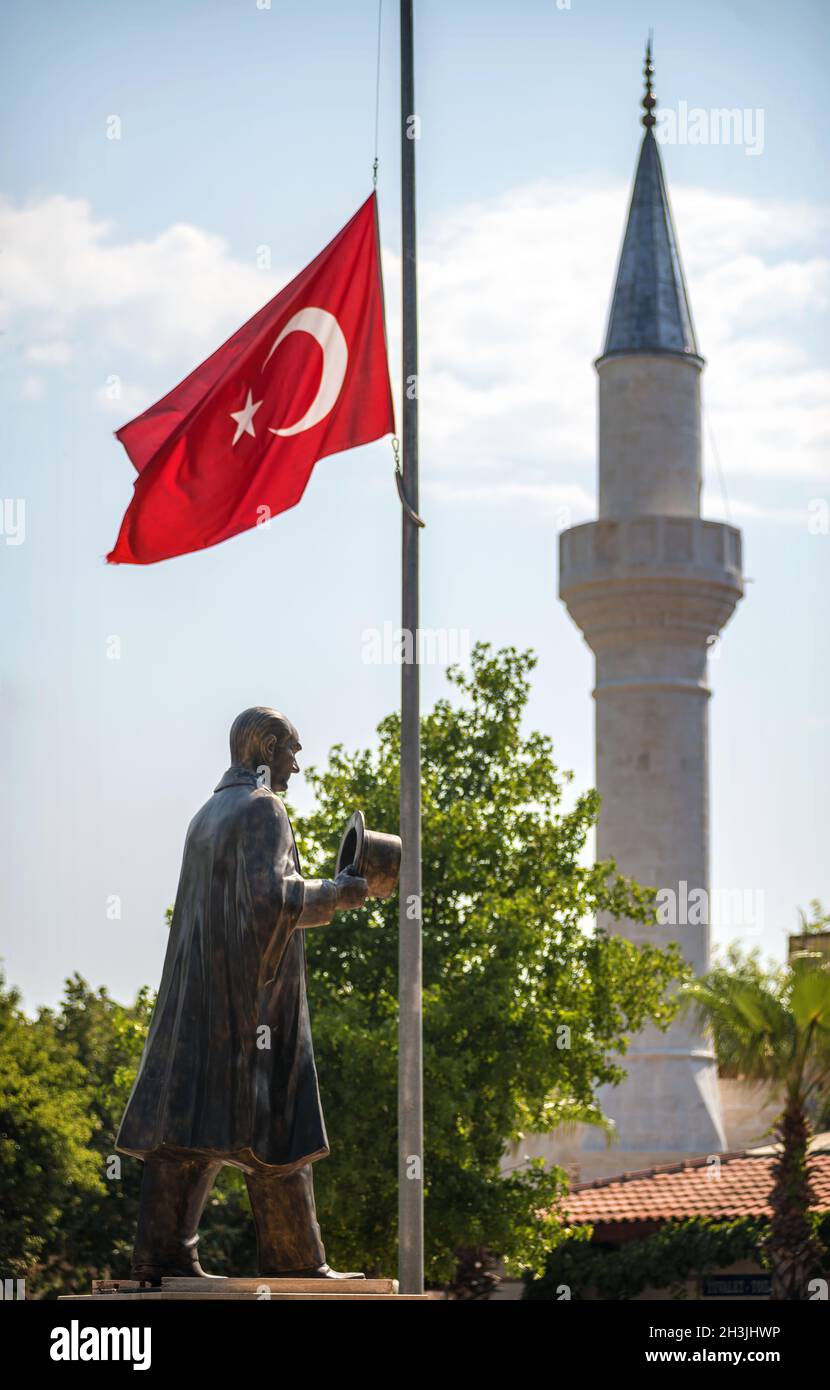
[524,1214,830,1300]
[0,974,100,1283]
[797,900,830,936]
[32,976,154,1295]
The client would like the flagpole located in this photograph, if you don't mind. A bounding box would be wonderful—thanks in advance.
[398,0,424,1296]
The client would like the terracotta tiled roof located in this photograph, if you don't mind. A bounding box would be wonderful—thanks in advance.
[566,1151,830,1227]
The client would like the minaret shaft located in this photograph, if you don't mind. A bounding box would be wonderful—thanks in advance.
[598,355,702,517]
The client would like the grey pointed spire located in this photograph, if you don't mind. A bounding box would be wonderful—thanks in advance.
[601,42,700,361]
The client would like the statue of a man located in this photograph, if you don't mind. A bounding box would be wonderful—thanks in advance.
[116,707,369,1282]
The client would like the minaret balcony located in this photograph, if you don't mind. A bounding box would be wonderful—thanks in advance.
[559,515,743,653]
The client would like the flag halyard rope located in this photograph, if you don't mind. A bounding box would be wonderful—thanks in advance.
[373,0,383,188]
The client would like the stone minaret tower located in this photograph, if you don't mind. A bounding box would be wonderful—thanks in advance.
[558,45,744,1171]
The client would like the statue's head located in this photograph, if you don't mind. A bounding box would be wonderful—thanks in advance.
[229,706,301,793]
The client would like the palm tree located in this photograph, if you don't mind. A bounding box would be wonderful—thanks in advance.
[682,955,830,1300]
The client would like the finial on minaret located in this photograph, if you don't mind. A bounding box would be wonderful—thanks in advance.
[641,33,656,129]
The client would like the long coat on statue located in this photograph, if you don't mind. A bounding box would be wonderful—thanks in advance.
[116,767,329,1173]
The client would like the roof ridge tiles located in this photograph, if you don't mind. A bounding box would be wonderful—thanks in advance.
[572,1150,769,1193]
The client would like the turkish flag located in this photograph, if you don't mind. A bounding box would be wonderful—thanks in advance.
[107,194,394,564]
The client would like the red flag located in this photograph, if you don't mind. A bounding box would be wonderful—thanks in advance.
[107,194,394,564]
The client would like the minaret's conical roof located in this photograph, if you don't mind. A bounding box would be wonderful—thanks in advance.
[601,43,700,361]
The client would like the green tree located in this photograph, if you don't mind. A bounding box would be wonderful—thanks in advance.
[295,644,683,1285]
[703,943,786,1078]
[0,973,100,1285]
[682,955,830,1299]
[797,899,830,936]
[29,976,155,1295]
[525,1214,830,1300]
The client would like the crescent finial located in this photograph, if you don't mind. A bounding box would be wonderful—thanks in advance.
[642,33,657,130]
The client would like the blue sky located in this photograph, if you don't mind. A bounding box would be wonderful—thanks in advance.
[1,0,828,1008]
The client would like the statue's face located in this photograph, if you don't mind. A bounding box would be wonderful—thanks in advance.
[265,724,301,793]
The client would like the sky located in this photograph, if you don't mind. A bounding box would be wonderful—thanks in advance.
[1,0,828,1010]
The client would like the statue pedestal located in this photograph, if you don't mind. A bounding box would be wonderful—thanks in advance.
[59,1276,434,1301]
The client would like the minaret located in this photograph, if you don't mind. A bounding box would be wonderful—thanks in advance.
[558,44,744,1169]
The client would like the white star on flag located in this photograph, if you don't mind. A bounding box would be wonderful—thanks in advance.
[230,389,262,446]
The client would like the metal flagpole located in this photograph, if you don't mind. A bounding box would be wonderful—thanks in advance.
[397,0,424,1296]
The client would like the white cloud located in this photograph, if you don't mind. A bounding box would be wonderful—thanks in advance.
[1,182,827,495]
[702,491,813,525]
[426,477,594,522]
[20,375,44,400]
[398,179,829,491]
[24,339,72,365]
[92,381,151,416]
[0,194,283,370]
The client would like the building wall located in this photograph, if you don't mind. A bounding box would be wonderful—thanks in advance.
[504,1078,784,1184]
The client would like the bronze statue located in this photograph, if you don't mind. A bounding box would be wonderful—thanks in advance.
[116,707,377,1282]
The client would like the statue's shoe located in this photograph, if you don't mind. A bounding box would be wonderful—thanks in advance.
[260,1263,365,1280]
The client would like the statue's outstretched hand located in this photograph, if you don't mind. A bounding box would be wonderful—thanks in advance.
[334,867,370,912]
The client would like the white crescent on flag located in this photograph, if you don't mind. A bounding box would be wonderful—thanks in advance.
[263,306,349,437]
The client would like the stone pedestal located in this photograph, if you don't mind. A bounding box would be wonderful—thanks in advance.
[60,1276,434,1301]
